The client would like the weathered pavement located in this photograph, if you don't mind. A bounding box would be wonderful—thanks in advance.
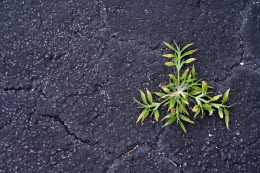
[0,0,259,172]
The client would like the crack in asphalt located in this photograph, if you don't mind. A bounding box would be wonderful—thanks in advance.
[104,142,182,172]
[41,114,114,157]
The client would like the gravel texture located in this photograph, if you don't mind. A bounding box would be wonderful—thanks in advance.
[0,0,259,172]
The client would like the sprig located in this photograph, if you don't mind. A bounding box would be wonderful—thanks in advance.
[134,41,233,133]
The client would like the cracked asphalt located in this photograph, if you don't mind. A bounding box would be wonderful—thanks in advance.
[0,0,260,172]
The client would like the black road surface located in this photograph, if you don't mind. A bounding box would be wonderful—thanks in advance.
[1,0,260,172]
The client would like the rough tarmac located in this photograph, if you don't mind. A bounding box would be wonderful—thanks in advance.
[0,0,260,172]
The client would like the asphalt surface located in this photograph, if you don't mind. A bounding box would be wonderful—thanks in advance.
[0,0,260,172]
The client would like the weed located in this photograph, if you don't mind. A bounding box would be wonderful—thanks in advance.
[134,41,232,133]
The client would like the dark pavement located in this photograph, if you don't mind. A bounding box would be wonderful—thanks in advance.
[0,0,260,172]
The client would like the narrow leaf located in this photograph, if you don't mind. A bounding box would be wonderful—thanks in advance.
[218,109,223,118]
[154,110,159,121]
[192,65,196,79]
[179,121,187,133]
[210,94,222,102]
[163,54,175,58]
[164,42,178,53]
[179,114,194,124]
[184,58,196,64]
[162,113,175,121]
[138,90,148,105]
[136,109,147,123]
[181,43,194,52]
[146,89,153,104]
[161,86,171,94]
[224,108,229,128]
[154,92,165,97]
[163,117,177,127]
[165,62,176,66]
[194,108,201,118]
[181,49,198,59]
[222,89,230,104]
[181,68,189,80]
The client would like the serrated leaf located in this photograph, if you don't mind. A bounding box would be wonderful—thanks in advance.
[178,121,187,133]
[218,109,223,118]
[154,92,165,97]
[181,49,198,59]
[165,62,176,66]
[162,113,175,121]
[136,108,147,123]
[224,108,229,128]
[210,95,222,102]
[192,65,196,79]
[179,114,194,124]
[222,89,230,104]
[164,42,178,53]
[184,58,196,64]
[163,54,175,58]
[181,43,194,52]
[138,90,148,105]
[163,117,177,127]
[146,89,153,104]
[154,110,159,121]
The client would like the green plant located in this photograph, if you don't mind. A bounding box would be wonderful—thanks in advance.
[134,41,232,133]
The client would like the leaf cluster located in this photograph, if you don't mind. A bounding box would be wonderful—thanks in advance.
[135,41,232,133]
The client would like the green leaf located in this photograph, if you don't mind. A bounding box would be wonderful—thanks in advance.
[181,49,198,59]
[162,113,175,121]
[218,109,223,118]
[154,92,165,97]
[181,97,189,105]
[146,89,153,104]
[181,68,189,80]
[192,86,201,91]
[134,98,146,106]
[168,99,176,111]
[181,43,194,53]
[179,102,189,115]
[164,42,178,53]
[163,54,175,58]
[192,105,200,112]
[136,108,147,123]
[194,108,201,118]
[142,110,150,123]
[192,65,196,79]
[224,108,229,128]
[161,86,171,94]
[165,62,176,66]
[138,90,148,105]
[184,58,196,64]
[178,121,187,133]
[189,90,202,96]
[179,114,194,124]
[202,81,207,94]
[222,89,230,104]
[154,110,159,121]
[163,117,177,127]
[210,95,222,102]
